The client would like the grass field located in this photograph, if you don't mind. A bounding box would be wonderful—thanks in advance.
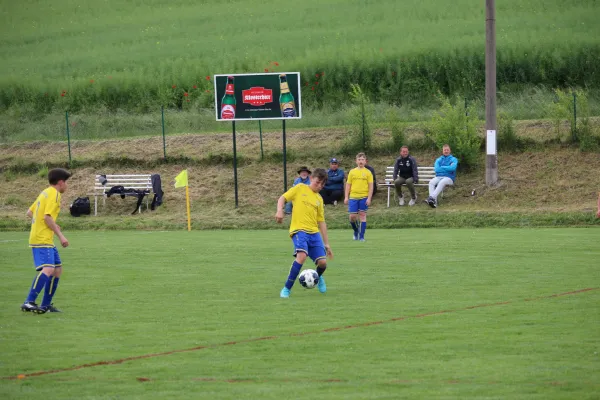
[1,229,599,399]
[1,0,599,111]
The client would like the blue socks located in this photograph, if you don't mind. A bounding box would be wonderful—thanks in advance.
[26,272,49,303]
[41,277,60,307]
[285,261,303,290]
[350,221,359,235]
[360,221,367,239]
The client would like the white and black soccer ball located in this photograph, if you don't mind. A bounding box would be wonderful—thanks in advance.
[298,269,319,289]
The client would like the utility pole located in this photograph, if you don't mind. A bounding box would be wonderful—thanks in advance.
[485,0,498,185]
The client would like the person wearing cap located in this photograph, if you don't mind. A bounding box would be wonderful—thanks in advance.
[320,158,345,205]
[285,166,312,215]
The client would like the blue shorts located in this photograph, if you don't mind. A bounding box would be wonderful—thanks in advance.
[291,231,327,264]
[348,198,368,214]
[32,247,62,271]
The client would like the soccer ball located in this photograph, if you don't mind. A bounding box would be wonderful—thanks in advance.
[298,269,319,289]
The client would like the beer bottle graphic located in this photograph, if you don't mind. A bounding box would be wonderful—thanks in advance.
[279,74,296,118]
[220,76,236,119]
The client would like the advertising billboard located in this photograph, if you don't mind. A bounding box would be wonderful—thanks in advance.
[214,73,301,121]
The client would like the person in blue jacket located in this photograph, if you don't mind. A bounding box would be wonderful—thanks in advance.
[320,158,345,205]
[426,144,458,208]
[285,166,312,214]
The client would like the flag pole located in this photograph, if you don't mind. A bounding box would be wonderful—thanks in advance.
[185,185,191,231]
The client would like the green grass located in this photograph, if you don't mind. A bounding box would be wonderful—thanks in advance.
[1,229,599,399]
[1,0,599,111]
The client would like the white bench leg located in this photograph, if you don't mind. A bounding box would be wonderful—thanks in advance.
[387,187,391,208]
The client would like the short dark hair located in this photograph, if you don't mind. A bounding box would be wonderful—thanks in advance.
[311,168,328,183]
[48,168,71,185]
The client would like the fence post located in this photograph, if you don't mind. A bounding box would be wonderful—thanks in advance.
[572,92,577,142]
[361,96,366,150]
[65,111,72,166]
[259,120,264,160]
[161,106,167,160]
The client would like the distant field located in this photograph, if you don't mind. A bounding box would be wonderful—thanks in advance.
[1,229,599,399]
[1,0,599,111]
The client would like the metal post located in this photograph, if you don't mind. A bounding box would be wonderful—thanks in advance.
[282,119,288,191]
[465,97,469,133]
[161,106,167,160]
[573,92,577,141]
[232,121,239,208]
[485,0,498,186]
[259,120,264,160]
[361,96,366,150]
[65,111,72,166]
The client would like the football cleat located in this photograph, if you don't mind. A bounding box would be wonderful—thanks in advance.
[21,301,39,313]
[317,275,327,293]
[37,303,61,314]
[280,287,291,298]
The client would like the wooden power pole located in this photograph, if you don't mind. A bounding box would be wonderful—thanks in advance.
[485,0,498,185]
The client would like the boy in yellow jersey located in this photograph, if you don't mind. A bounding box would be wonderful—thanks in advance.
[21,168,71,314]
[344,152,373,241]
[275,168,333,298]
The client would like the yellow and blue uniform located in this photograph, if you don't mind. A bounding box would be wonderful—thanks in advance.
[347,167,373,213]
[29,186,62,270]
[283,183,326,262]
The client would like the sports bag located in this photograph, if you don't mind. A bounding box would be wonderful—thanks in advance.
[70,196,91,217]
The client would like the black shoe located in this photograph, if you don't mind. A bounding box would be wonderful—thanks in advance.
[47,304,62,313]
[36,303,61,314]
[426,197,435,208]
[21,301,39,312]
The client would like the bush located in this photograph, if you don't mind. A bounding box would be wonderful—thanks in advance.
[340,84,373,155]
[429,95,482,169]
[578,117,600,152]
[497,112,523,151]
[546,88,589,143]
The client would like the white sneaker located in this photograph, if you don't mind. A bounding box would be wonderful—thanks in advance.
[408,196,416,206]
[333,200,337,206]
[398,196,405,206]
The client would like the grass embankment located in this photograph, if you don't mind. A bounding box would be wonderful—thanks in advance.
[1,0,599,112]
[1,122,599,230]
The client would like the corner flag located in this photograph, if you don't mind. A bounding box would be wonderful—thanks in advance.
[174,169,191,231]
[174,170,188,188]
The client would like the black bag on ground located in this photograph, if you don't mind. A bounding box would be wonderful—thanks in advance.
[70,196,91,217]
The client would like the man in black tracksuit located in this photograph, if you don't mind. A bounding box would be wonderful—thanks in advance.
[393,146,419,206]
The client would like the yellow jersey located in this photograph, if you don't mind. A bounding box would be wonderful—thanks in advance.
[29,186,61,247]
[347,167,373,199]
[283,183,324,236]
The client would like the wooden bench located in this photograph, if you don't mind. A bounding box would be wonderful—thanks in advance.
[93,174,153,216]
[378,166,441,207]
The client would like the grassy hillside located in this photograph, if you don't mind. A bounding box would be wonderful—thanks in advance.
[1,124,599,230]
[1,0,599,111]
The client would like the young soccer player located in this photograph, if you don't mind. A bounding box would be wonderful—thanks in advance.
[275,168,334,298]
[21,168,71,314]
[344,152,373,241]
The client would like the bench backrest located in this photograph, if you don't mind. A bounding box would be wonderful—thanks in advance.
[384,166,435,185]
[94,174,153,194]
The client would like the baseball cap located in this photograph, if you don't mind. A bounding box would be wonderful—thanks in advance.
[297,166,311,174]
[329,158,338,163]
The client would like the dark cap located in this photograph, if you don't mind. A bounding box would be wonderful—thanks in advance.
[329,158,338,163]
[297,166,311,174]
